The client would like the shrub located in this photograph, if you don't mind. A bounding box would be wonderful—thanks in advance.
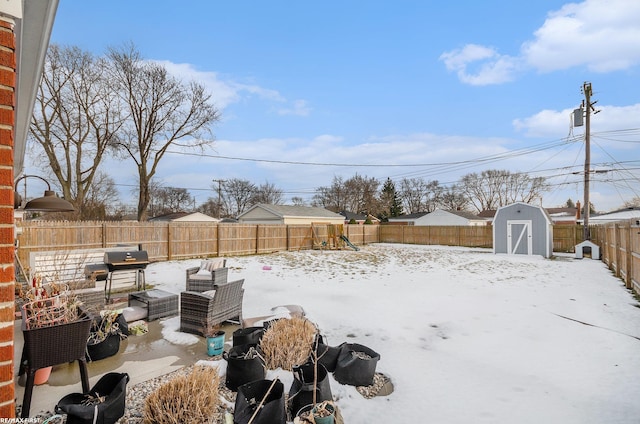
[143,366,221,424]
[260,317,317,370]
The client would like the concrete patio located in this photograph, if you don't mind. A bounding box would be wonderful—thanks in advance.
[13,316,239,418]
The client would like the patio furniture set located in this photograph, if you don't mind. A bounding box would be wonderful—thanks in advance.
[18,257,243,418]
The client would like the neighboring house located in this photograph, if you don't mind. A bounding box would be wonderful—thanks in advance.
[237,204,345,225]
[545,207,578,225]
[387,212,429,225]
[415,209,488,226]
[149,212,219,222]
[587,207,640,225]
[388,209,487,226]
[339,210,380,225]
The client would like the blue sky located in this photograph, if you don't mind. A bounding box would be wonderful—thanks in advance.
[36,0,640,212]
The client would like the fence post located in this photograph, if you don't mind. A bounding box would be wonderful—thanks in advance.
[625,223,632,288]
[256,225,260,254]
[167,223,172,261]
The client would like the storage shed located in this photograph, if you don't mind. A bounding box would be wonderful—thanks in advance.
[492,202,553,258]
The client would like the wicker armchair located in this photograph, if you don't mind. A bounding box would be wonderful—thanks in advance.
[180,279,245,336]
[186,259,229,292]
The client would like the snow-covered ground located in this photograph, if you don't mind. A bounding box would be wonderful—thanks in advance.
[145,243,640,424]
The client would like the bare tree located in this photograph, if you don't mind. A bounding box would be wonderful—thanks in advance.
[29,44,123,219]
[623,197,640,208]
[82,172,121,220]
[107,43,220,221]
[399,178,442,213]
[440,185,469,211]
[291,196,306,206]
[197,198,219,217]
[221,178,256,217]
[460,169,549,212]
[312,176,349,212]
[150,187,194,216]
[252,181,283,205]
[343,174,380,215]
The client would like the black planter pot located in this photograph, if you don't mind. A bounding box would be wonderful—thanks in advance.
[86,333,121,362]
[234,379,286,424]
[224,344,266,391]
[288,362,333,418]
[333,343,380,386]
[314,335,343,373]
[232,327,264,347]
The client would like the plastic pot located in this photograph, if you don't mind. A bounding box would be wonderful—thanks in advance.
[206,331,226,356]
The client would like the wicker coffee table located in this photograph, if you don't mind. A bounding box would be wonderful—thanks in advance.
[128,289,178,321]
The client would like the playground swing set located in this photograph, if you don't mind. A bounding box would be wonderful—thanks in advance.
[311,223,359,251]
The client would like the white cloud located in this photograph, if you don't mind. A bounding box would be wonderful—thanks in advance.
[277,99,311,116]
[513,103,640,139]
[439,44,521,86]
[155,61,310,115]
[442,0,640,84]
[523,0,640,73]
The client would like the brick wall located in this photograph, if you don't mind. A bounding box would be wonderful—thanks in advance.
[0,16,15,418]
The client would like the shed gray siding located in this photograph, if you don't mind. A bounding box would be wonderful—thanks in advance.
[493,203,553,258]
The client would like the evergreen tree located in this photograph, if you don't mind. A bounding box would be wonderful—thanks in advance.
[379,178,403,221]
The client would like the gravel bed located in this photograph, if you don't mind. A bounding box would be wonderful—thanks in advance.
[26,366,390,423]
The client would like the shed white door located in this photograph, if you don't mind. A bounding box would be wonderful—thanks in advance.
[507,220,532,255]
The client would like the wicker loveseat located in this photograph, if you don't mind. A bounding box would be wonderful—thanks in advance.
[180,279,244,336]
[185,258,228,292]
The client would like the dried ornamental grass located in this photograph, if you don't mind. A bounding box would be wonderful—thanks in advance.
[143,365,221,424]
[260,317,318,370]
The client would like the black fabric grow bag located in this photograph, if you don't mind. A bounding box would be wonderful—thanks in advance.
[55,372,129,424]
[224,344,266,391]
[288,362,333,418]
[333,343,380,386]
[86,333,120,362]
[314,335,343,373]
[232,326,264,346]
[234,379,286,424]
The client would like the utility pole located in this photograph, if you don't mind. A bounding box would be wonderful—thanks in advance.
[582,82,597,241]
[212,179,226,219]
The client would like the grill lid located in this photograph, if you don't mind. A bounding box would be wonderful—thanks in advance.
[103,251,149,271]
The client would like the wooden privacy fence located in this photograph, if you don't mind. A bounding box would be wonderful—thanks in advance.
[591,221,640,294]
[18,220,587,263]
[16,219,640,296]
[15,221,382,266]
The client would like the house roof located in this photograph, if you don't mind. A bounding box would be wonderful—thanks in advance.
[478,210,496,218]
[444,209,485,221]
[149,212,218,222]
[589,207,640,223]
[12,0,60,176]
[340,210,367,221]
[388,212,429,221]
[240,204,344,219]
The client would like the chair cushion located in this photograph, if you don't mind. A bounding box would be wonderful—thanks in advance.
[202,289,216,298]
[201,259,225,272]
[190,273,213,281]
